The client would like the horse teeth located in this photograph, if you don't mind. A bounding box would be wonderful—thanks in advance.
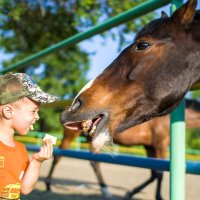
[89,130,94,137]
[89,125,96,137]
[82,127,88,132]
[81,120,92,132]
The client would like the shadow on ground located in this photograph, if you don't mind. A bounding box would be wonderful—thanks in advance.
[20,177,148,200]
[21,190,146,200]
[21,189,119,200]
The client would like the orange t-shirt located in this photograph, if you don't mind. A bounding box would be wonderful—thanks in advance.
[0,140,29,199]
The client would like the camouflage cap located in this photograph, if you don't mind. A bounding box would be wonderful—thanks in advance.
[0,72,59,105]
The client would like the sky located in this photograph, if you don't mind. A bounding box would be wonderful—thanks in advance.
[0,1,200,80]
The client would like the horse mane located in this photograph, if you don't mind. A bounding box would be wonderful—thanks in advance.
[185,99,200,111]
[194,10,200,21]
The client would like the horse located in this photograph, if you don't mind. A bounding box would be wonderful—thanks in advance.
[60,0,200,152]
[46,99,200,200]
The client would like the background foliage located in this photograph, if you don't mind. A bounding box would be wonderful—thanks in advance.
[187,90,200,150]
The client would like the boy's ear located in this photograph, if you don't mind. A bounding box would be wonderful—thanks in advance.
[2,105,13,119]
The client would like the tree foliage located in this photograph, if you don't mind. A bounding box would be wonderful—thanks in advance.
[186,129,200,149]
[0,0,156,133]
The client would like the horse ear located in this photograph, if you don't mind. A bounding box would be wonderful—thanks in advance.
[161,11,168,18]
[171,0,197,25]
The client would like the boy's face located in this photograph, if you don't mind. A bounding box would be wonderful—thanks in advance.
[12,97,40,135]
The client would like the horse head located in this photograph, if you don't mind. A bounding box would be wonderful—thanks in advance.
[60,0,200,151]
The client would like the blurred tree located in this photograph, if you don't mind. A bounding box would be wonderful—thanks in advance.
[191,90,200,100]
[0,0,156,133]
[188,91,200,150]
[186,129,200,150]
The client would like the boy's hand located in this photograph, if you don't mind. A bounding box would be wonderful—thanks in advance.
[32,139,53,162]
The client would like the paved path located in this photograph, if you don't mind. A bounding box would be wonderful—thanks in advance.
[21,156,200,200]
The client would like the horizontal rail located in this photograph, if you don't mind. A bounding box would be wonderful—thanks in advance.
[0,0,170,74]
[26,145,200,175]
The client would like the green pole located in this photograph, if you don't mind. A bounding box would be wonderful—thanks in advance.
[170,99,185,200]
[170,2,184,200]
[0,0,171,74]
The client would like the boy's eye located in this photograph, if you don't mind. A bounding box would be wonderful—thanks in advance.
[32,110,38,114]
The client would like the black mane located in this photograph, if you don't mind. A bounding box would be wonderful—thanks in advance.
[194,10,200,20]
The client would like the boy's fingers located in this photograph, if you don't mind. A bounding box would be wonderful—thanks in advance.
[43,139,53,158]
[33,139,53,162]
[33,141,53,162]
[45,139,53,155]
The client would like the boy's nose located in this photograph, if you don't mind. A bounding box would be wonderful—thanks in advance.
[35,113,40,120]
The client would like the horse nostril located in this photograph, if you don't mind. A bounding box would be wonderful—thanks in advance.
[70,98,81,112]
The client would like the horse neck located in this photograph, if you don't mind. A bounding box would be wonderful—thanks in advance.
[185,108,200,128]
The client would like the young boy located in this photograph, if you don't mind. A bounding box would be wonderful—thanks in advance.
[0,72,58,199]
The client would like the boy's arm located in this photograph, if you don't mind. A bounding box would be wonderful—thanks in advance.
[21,139,53,195]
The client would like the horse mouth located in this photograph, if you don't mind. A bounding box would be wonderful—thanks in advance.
[63,113,107,138]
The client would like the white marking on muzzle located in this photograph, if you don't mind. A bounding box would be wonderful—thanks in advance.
[70,78,95,111]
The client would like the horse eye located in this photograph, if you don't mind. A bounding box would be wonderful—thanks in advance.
[135,41,150,51]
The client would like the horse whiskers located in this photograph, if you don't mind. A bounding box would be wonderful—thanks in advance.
[101,145,116,158]
[98,130,115,155]
[91,129,114,152]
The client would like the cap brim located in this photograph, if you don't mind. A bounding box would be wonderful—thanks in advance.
[28,91,59,103]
